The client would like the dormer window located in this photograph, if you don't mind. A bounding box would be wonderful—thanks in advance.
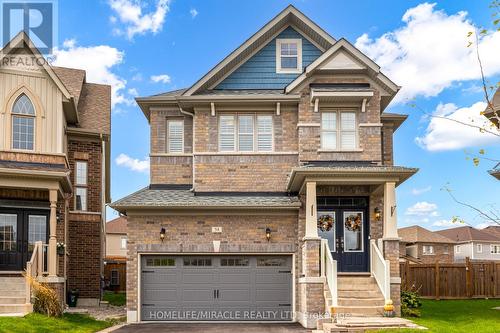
[276,39,302,74]
[11,94,35,150]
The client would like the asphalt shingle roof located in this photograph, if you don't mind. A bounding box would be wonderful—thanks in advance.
[106,216,127,234]
[436,226,500,242]
[110,186,301,211]
[399,226,455,244]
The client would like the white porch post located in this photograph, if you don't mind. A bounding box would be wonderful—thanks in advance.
[305,181,318,238]
[48,189,58,277]
[383,182,398,239]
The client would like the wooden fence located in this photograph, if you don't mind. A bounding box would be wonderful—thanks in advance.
[400,258,500,299]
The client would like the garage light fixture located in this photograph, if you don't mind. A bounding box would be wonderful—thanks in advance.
[160,227,166,242]
[265,227,271,242]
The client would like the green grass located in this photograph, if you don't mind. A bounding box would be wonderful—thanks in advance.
[0,313,113,333]
[102,291,126,307]
[373,299,500,333]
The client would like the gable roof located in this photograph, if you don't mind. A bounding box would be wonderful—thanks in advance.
[74,83,111,135]
[106,216,127,234]
[52,66,86,105]
[436,226,500,243]
[183,5,335,96]
[398,225,455,244]
[484,225,500,238]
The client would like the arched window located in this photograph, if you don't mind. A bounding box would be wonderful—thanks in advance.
[11,94,35,150]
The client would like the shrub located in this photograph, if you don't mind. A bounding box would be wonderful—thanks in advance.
[25,274,63,317]
[401,284,422,317]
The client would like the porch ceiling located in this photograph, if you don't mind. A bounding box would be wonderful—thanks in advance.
[287,165,418,193]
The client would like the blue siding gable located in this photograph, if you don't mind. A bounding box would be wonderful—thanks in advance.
[215,27,322,90]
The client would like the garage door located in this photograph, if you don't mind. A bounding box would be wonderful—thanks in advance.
[140,255,292,321]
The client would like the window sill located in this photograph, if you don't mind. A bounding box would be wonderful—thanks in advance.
[196,151,298,156]
[151,153,193,157]
[318,148,363,153]
[276,69,302,74]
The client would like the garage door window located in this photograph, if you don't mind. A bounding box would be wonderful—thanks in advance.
[257,258,287,266]
[183,258,212,266]
[146,258,175,267]
[221,258,249,266]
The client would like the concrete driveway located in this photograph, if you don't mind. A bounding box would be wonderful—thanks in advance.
[112,323,311,333]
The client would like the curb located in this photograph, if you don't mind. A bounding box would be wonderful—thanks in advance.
[96,323,127,333]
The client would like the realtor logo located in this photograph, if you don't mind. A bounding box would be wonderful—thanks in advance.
[1,0,57,54]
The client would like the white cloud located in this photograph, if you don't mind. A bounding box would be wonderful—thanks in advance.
[355,3,500,103]
[190,8,198,18]
[108,0,170,39]
[411,186,432,195]
[128,88,138,96]
[115,153,149,172]
[151,74,171,84]
[432,219,458,227]
[52,39,130,108]
[416,101,500,151]
[405,201,439,217]
[475,222,497,229]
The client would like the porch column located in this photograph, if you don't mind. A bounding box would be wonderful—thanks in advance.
[383,182,398,239]
[305,181,318,238]
[48,189,58,277]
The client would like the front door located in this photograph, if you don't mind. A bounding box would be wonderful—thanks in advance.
[0,208,48,271]
[317,197,369,272]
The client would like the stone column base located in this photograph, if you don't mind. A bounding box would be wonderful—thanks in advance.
[46,282,65,310]
[298,278,325,328]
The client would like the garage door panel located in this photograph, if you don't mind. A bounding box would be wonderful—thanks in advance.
[141,255,292,322]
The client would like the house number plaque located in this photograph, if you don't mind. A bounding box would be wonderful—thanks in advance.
[212,227,222,233]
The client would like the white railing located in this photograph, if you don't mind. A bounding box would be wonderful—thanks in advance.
[370,239,391,301]
[320,239,338,307]
[25,241,46,303]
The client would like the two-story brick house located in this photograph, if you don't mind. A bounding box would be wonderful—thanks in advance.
[398,226,455,264]
[0,32,110,313]
[111,6,417,328]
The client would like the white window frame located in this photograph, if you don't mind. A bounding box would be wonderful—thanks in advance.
[11,94,36,151]
[120,236,127,250]
[276,38,302,74]
[320,110,358,151]
[491,244,500,254]
[218,113,274,152]
[455,245,461,254]
[422,245,434,255]
[74,161,88,211]
[477,243,483,253]
[166,119,184,153]
[443,245,449,254]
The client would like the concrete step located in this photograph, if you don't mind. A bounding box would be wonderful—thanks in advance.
[334,305,384,316]
[337,276,375,285]
[337,283,379,291]
[337,290,383,299]
[0,277,26,291]
[337,297,385,307]
[0,304,32,315]
[0,290,27,297]
[0,297,26,305]
[322,317,421,333]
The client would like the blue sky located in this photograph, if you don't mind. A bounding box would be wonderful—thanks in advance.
[48,0,499,228]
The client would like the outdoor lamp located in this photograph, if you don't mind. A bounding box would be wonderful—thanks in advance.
[160,227,166,242]
[265,227,271,242]
[374,207,382,221]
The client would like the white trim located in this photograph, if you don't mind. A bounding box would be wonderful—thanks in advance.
[276,38,302,74]
[194,151,298,156]
[477,243,483,253]
[297,122,320,128]
[166,119,185,154]
[422,245,434,255]
[320,109,359,151]
[217,113,274,153]
[491,244,500,254]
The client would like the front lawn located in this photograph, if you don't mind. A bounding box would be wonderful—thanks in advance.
[0,313,112,333]
[374,299,500,333]
[103,291,126,307]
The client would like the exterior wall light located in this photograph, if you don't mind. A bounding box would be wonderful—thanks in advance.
[265,227,271,242]
[160,227,166,242]
[374,207,382,221]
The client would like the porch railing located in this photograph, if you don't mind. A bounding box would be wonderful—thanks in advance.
[370,239,391,301]
[25,241,47,303]
[320,239,338,307]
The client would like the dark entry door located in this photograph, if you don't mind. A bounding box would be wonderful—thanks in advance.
[317,197,369,272]
[0,209,48,271]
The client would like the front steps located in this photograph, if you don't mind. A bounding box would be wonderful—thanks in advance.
[0,276,32,316]
[334,276,385,316]
[318,317,423,333]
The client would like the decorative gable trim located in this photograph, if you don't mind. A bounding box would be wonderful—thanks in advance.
[183,5,335,96]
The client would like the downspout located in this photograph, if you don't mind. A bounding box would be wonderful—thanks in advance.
[100,133,106,301]
[179,107,195,192]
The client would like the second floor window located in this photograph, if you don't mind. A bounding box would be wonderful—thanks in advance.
[477,244,483,253]
[219,114,273,152]
[12,94,35,150]
[491,245,500,254]
[75,161,88,211]
[321,110,357,150]
[276,39,302,73]
[121,236,127,249]
[167,119,184,153]
[422,245,434,255]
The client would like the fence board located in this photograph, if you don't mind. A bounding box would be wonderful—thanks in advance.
[400,259,500,300]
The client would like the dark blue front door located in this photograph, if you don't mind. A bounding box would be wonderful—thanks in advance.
[317,197,369,272]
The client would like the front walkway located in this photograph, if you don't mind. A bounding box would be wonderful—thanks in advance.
[112,323,310,333]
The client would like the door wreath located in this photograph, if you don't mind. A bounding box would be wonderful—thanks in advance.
[317,214,334,232]
[344,213,362,232]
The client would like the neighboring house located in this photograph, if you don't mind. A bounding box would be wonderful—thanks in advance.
[398,226,455,264]
[484,87,499,129]
[111,5,417,329]
[436,226,500,262]
[484,225,500,238]
[0,32,110,313]
[104,216,127,292]
[488,162,500,180]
